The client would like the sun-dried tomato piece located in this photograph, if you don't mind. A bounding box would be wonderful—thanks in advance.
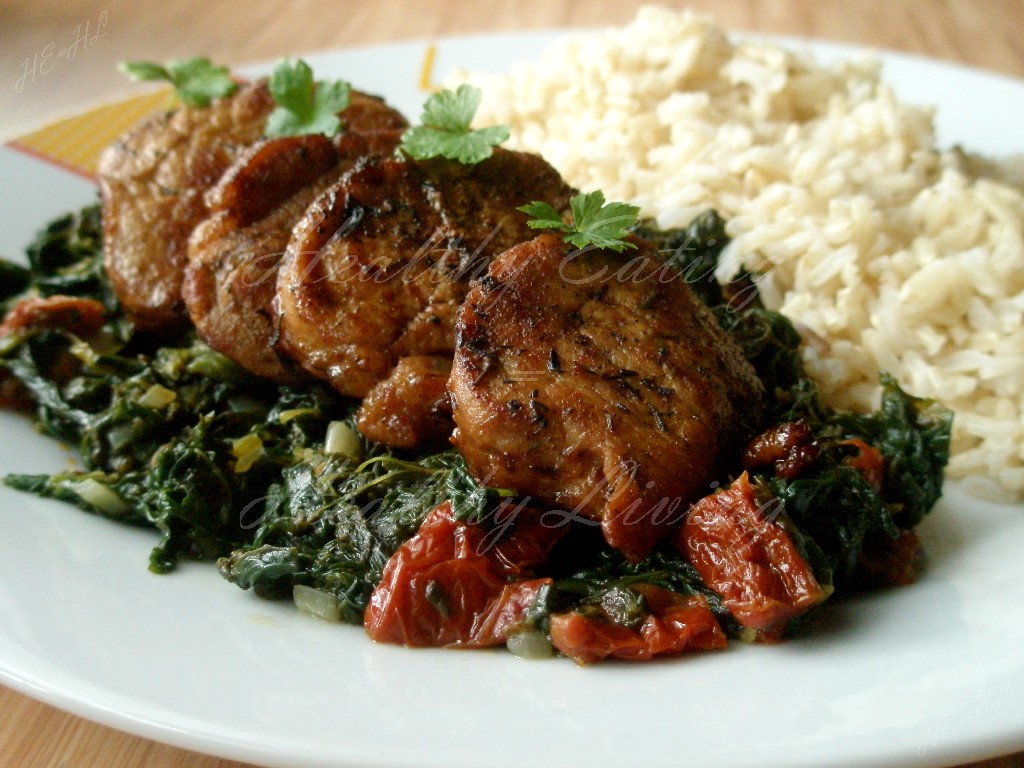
[364,500,562,648]
[0,295,106,339]
[549,584,726,665]
[840,437,885,492]
[742,420,813,468]
[742,420,820,479]
[486,499,567,577]
[0,295,110,409]
[856,528,925,589]
[675,472,826,642]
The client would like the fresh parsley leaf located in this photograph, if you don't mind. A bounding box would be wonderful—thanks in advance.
[400,124,509,166]
[400,85,510,165]
[517,201,564,230]
[420,84,485,131]
[520,191,641,252]
[118,57,237,108]
[264,59,351,138]
[119,61,167,82]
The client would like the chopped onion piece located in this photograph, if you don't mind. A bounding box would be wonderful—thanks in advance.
[325,421,361,460]
[277,407,317,424]
[137,383,177,409]
[737,626,759,644]
[106,423,137,454]
[68,337,101,366]
[506,630,554,659]
[231,433,264,473]
[70,478,130,516]
[293,585,342,623]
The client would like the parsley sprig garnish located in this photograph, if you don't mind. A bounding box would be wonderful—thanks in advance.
[400,85,510,165]
[119,57,237,108]
[519,191,642,252]
[264,59,351,138]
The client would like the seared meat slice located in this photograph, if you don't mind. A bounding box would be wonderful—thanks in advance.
[183,127,404,381]
[99,82,406,333]
[183,134,335,382]
[275,149,575,445]
[355,355,453,449]
[98,81,275,332]
[448,233,764,560]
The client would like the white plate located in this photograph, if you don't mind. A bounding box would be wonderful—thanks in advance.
[2,31,1024,768]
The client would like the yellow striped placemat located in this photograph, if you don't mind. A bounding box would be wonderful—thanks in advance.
[6,89,174,181]
[7,42,442,181]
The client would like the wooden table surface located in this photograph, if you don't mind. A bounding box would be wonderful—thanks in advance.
[1,1,1023,766]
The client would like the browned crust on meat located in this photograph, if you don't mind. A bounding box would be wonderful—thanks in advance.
[274,149,575,402]
[355,355,454,449]
[99,83,409,336]
[181,135,338,382]
[98,80,276,332]
[182,126,404,382]
[448,233,764,560]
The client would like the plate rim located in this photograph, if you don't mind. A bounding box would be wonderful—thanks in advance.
[1,27,1024,768]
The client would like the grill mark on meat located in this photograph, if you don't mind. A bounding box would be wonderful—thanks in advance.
[547,348,562,373]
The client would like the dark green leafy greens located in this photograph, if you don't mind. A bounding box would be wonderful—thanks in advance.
[637,209,730,305]
[831,372,952,529]
[219,448,487,621]
[0,260,31,303]
[4,331,350,571]
[3,205,114,313]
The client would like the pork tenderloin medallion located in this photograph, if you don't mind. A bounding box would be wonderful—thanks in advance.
[448,233,765,560]
[98,80,275,332]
